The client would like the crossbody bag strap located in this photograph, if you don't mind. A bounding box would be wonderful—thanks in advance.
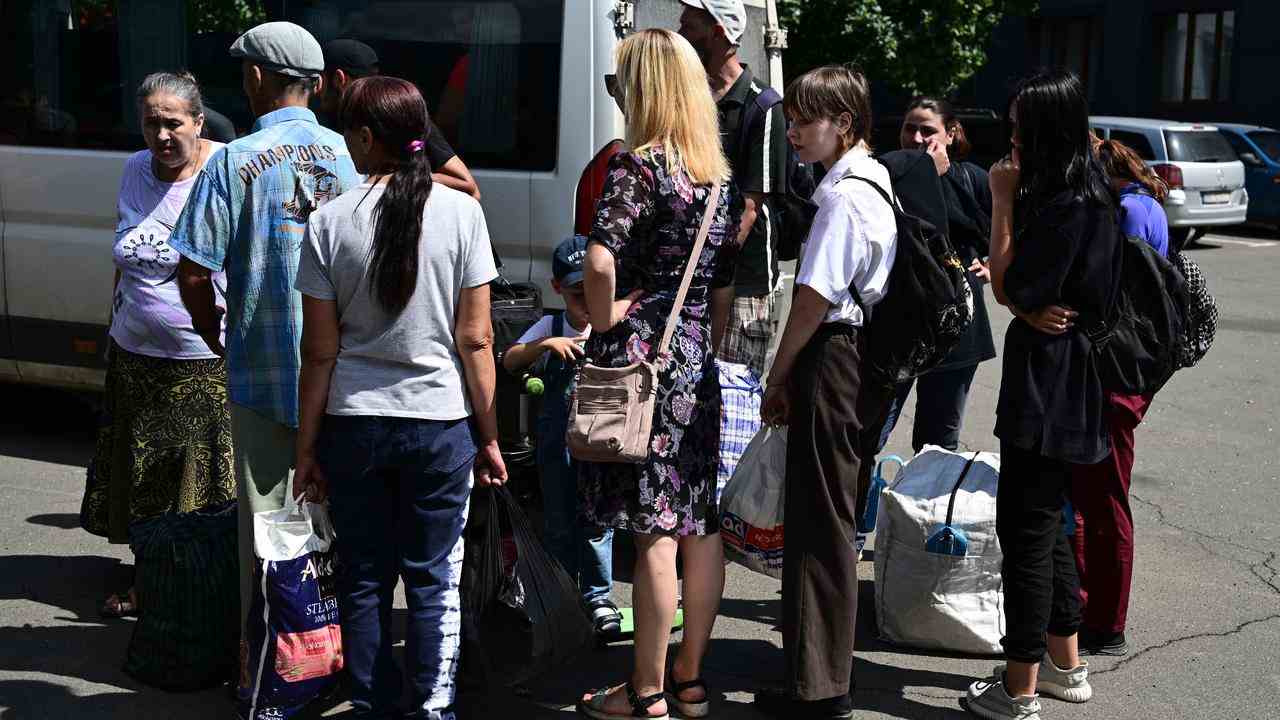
[655,180,722,359]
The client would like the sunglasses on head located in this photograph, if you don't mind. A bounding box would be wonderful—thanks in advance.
[604,73,621,99]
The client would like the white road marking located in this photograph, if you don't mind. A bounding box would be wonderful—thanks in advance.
[1201,235,1276,248]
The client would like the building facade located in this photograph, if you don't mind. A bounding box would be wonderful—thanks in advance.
[964,0,1279,128]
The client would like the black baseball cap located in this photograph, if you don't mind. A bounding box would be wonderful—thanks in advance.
[553,235,589,286]
[322,39,379,77]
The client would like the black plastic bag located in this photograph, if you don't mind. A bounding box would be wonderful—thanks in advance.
[460,486,593,687]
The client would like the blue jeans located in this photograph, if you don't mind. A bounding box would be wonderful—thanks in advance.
[876,364,980,454]
[318,415,476,720]
[538,438,613,605]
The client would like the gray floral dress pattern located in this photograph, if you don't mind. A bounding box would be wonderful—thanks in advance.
[579,148,743,537]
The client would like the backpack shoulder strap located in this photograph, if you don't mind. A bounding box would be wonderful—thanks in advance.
[840,173,900,214]
[552,311,565,338]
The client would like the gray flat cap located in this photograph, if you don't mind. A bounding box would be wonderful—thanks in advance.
[230,22,324,78]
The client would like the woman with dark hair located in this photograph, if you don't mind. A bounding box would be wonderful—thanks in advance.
[876,96,998,454]
[81,71,233,618]
[966,70,1122,720]
[292,76,505,719]
[1061,138,1170,658]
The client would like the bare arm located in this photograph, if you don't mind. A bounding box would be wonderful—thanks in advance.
[761,284,832,424]
[433,155,481,200]
[456,283,507,487]
[988,151,1022,308]
[740,192,762,245]
[177,257,224,356]
[711,286,734,354]
[584,242,620,332]
[293,295,340,500]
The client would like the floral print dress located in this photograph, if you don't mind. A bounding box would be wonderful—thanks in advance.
[579,147,743,537]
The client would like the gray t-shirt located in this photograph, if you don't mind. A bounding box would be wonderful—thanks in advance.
[295,182,499,420]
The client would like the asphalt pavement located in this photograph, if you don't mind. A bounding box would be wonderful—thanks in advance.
[1,227,1278,720]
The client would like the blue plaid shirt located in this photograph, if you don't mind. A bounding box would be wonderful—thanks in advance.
[169,107,359,427]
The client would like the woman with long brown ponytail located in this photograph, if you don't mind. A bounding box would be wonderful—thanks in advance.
[292,76,505,719]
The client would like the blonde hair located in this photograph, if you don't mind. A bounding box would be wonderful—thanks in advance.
[616,29,730,185]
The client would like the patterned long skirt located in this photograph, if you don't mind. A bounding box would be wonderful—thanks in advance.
[80,341,235,544]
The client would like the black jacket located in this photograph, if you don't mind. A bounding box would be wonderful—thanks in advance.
[995,192,1123,464]
[878,151,997,372]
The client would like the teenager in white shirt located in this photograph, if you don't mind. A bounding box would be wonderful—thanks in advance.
[756,66,898,720]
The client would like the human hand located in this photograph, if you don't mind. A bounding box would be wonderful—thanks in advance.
[197,307,226,357]
[293,451,329,502]
[969,258,991,283]
[761,384,790,426]
[1018,304,1077,335]
[989,148,1021,202]
[542,336,586,362]
[611,289,646,327]
[474,440,508,487]
[926,137,950,176]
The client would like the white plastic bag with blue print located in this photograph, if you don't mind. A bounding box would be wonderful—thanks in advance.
[873,446,1004,655]
[719,426,786,579]
[239,494,344,720]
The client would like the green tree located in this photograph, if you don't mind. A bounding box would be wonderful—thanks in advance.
[778,0,1038,96]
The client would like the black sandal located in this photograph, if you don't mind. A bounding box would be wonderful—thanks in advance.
[578,682,669,720]
[665,669,710,718]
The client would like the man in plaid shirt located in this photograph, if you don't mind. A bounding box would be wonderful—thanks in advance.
[172,22,360,626]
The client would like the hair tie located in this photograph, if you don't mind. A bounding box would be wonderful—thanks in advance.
[407,139,425,154]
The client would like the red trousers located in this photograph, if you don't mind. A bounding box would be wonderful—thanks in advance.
[1069,392,1151,634]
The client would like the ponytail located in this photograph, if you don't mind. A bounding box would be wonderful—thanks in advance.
[1097,139,1169,203]
[369,144,433,315]
[339,76,434,316]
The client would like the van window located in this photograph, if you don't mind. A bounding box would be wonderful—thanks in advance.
[0,0,564,172]
[284,1,564,171]
[0,1,264,149]
[1163,130,1236,163]
[1108,130,1156,161]
[1247,131,1280,163]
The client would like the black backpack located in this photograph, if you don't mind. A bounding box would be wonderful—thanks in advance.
[735,87,818,261]
[1085,227,1189,395]
[842,174,974,388]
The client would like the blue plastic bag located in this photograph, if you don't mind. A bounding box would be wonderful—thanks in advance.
[858,455,904,534]
[239,496,342,720]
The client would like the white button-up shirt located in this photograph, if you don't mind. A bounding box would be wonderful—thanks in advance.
[795,146,898,326]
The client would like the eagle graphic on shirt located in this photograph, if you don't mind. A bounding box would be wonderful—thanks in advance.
[283,161,342,224]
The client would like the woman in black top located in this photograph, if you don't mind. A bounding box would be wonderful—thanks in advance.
[965,71,1123,720]
[876,96,998,454]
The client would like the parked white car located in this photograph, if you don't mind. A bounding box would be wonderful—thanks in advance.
[1090,116,1248,249]
[0,0,784,391]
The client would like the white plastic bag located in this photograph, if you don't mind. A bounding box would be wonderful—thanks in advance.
[874,446,1004,655]
[719,426,787,579]
[253,493,335,562]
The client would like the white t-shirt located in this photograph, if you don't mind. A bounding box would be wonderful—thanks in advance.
[110,145,227,358]
[515,313,590,346]
[795,146,898,326]
[295,182,499,420]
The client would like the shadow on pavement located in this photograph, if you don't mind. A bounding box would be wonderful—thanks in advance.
[0,680,137,720]
[0,554,133,622]
[0,383,97,468]
[26,513,83,529]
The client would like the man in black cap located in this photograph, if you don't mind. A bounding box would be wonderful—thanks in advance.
[317,38,481,200]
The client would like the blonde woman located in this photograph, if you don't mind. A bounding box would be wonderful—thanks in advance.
[578,28,744,720]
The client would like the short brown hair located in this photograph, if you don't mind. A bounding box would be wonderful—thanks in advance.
[784,65,873,153]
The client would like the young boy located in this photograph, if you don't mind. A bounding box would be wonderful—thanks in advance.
[503,235,620,638]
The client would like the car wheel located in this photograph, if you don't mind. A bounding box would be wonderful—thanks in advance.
[1169,226,1192,252]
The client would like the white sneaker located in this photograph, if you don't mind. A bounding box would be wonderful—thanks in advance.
[993,656,1092,703]
[966,675,1041,720]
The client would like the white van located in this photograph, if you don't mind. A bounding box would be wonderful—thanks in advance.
[0,0,785,391]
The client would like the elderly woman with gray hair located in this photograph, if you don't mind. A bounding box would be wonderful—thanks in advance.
[80,71,235,618]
